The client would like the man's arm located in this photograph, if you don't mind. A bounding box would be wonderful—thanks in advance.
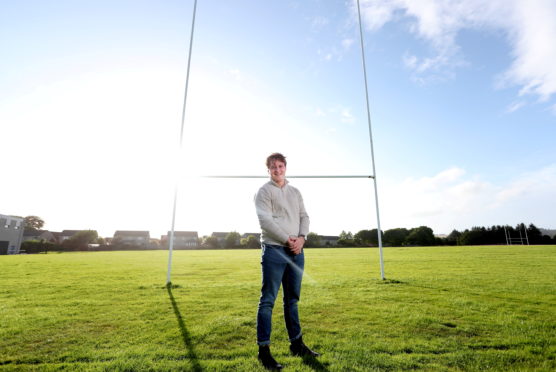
[287,188,309,255]
[297,190,310,237]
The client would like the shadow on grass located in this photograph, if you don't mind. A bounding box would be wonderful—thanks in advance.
[301,354,330,372]
[167,284,203,372]
[377,278,406,285]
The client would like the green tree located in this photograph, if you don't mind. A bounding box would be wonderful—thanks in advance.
[540,234,554,244]
[526,223,543,244]
[202,236,220,249]
[62,230,98,251]
[458,227,486,246]
[444,229,461,246]
[224,232,241,248]
[354,229,383,246]
[339,230,353,240]
[304,232,321,248]
[354,230,372,246]
[337,230,355,247]
[405,226,435,246]
[24,215,44,232]
[240,235,260,248]
[383,228,410,247]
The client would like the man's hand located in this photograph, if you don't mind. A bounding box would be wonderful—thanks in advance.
[288,236,305,255]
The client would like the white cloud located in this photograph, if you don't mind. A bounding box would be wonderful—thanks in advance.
[506,100,526,113]
[503,0,556,102]
[403,53,418,70]
[311,15,330,31]
[340,107,354,123]
[341,38,355,50]
[380,164,556,233]
[316,39,353,62]
[317,48,335,61]
[356,0,556,107]
[410,167,466,189]
[357,0,399,31]
[386,167,493,220]
[494,164,556,204]
[323,105,356,124]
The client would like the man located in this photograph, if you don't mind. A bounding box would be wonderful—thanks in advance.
[255,152,319,370]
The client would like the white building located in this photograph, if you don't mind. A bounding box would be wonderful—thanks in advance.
[0,214,24,254]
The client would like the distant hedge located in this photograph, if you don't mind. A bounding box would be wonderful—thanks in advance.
[20,240,59,254]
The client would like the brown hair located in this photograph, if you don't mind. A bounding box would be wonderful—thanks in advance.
[266,153,287,168]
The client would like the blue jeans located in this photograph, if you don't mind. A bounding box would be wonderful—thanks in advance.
[257,244,304,346]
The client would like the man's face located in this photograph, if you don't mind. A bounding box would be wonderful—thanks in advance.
[268,160,286,185]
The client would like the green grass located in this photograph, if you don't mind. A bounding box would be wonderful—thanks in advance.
[1,246,555,371]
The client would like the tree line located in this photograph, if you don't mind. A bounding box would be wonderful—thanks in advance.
[304,223,555,247]
[18,215,555,253]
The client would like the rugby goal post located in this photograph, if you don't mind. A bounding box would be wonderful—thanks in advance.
[166,0,385,284]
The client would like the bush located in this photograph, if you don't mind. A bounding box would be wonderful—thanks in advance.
[21,240,59,254]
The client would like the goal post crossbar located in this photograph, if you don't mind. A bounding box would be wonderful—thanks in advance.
[201,175,375,179]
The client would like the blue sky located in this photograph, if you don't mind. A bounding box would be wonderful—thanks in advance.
[1,0,555,239]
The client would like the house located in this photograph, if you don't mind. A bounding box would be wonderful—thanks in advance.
[319,235,339,247]
[59,230,81,242]
[161,231,199,248]
[22,230,57,243]
[241,233,261,242]
[0,214,24,255]
[51,232,63,243]
[211,232,242,247]
[241,232,261,248]
[211,232,232,246]
[112,231,150,248]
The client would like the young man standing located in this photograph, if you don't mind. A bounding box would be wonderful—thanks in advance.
[254,152,319,370]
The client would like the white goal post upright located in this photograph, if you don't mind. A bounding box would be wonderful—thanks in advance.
[166,0,386,284]
[356,0,385,280]
[167,0,198,286]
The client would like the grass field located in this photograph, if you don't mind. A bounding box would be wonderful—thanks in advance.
[1,246,555,371]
